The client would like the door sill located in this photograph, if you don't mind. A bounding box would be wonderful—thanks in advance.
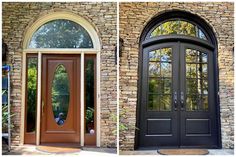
[136,145,220,150]
[40,143,81,148]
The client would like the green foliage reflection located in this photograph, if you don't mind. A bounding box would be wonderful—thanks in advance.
[150,20,207,40]
[29,19,93,48]
[27,57,37,132]
[52,65,70,125]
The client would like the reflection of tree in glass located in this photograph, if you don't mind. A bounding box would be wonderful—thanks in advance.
[150,20,207,40]
[52,65,70,122]
[85,59,95,133]
[27,58,37,132]
[186,50,208,111]
[29,20,93,48]
[148,48,172,111]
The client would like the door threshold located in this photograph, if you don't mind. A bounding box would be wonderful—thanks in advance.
[40,143,81,148]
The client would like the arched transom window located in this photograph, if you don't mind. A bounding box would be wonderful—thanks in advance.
[29,19,93,48]
[148,19,208,40]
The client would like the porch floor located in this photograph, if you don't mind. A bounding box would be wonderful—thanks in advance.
[2,145,116,156]
[119,149,234,155]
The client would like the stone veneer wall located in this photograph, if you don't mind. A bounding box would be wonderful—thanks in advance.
[2,2,117,147]
[119,2,234,150]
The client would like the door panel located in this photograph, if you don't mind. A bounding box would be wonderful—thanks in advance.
[180,43,218,147]
[41,55,80,143]
[139,43,179,147]
[138,42,218,148]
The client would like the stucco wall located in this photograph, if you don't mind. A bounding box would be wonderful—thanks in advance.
[119,2,234,150]
[2,2,117,147]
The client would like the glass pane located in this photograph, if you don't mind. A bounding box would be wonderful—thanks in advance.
[186,79,197,94]
[160,95,171,111]
[85,58,95,134]
[52,65,70,126]
[186,49,208,111]
[149,78,160,93]
[163,79,171,94]
[29,19,93,48]
[148,94,160,111]
[149,50,161,61]
[202,95,208,111]
[149,62,160,77]
[161,62,171,77]
[178,21,196,36]
[198,29,207,40]
[150,20,208,40]
[186,94,198,111]
[186,64,197,78]
[26,57,37,132]
[161,48,172,62]
[186,49,197,62]
[197,52,208,63]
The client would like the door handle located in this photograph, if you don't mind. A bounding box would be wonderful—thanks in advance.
[180,91,184,111]
[173,91,178,111]
[42,100,45,115]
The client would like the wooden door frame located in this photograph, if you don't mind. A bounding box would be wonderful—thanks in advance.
[21,50,101,147]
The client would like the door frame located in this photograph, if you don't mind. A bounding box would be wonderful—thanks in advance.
[135,11,221,149]
[21,11,101,147]
[21,50,101,147]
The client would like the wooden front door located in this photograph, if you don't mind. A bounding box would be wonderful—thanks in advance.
[41,55,80,143]
[138,42,219,148]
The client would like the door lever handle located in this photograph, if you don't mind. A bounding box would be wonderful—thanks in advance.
[180,91,184,110]
[174,91,178,111]
[42,100,45,115]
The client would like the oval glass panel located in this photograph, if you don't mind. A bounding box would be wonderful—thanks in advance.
[51,64,70,126]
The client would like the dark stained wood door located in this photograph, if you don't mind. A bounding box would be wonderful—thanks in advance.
[41,55,80,143]
[138,42,219,148]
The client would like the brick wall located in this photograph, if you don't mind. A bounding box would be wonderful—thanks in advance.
[119,2,234,150]
[2,2,117,147]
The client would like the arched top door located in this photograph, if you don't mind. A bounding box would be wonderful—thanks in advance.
[23,11,100,50]
[137,10,220,148]
[141,10,217,50]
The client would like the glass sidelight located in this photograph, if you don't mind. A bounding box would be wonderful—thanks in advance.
[25,54,38,144]
[84,55,96,145]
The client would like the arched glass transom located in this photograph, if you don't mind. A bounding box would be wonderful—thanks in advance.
[148,20,207,40]
[29,19,93,48]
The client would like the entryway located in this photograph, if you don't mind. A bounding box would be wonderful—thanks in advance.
[137,11,220,148]
[22,12,101,147]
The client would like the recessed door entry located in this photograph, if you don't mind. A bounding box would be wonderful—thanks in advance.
[138,42,218,148]
[41,55,81,143]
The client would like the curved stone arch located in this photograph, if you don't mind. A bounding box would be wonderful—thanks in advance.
[23,11,101,50]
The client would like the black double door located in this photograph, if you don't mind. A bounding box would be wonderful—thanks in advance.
[138,42,219,148]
